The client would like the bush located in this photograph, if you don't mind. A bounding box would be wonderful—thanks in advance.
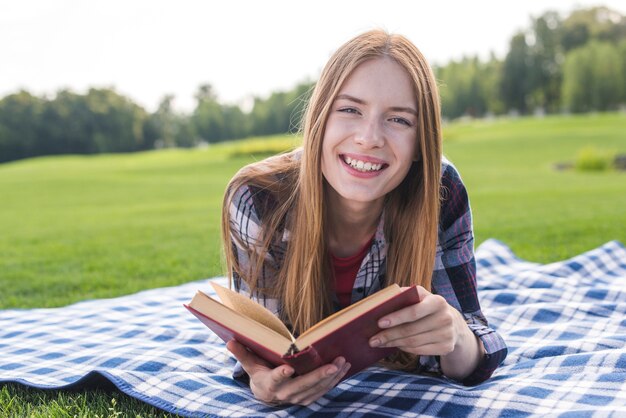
[575,146,614,171]
[228,136,300,159]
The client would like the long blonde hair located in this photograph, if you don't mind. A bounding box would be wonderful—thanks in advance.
[222,30,442,342]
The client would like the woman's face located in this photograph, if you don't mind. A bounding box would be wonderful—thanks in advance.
[321,58,418,209]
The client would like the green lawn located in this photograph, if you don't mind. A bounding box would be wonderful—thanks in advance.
[444,113,626,260]
[1,113,625,416]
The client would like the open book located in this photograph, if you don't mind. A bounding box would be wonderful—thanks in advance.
[184,282,420,378]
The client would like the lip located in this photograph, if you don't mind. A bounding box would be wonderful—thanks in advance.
[339,154,388,178]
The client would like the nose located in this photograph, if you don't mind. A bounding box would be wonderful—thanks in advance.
[354,117,384,149]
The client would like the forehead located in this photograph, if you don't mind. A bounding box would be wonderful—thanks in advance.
[338,58,416,105]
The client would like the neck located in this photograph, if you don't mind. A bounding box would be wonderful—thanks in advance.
[325,187,383,258]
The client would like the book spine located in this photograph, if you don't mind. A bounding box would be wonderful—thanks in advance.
[282,346,324,376]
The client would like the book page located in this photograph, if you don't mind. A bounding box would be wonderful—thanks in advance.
[211,282,294,342]
[188,291,293,356]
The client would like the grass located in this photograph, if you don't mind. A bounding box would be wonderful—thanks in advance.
[442,113,626,260]
[0,134,297,309]
[0,383,173,418]
[1,113,625,416]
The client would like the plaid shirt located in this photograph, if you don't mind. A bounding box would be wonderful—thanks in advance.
[228,157,507,385]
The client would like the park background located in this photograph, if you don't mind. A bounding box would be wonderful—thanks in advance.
[1,1,625,416]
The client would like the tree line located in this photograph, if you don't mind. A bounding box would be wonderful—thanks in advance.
[1,6,625,163]
[437,6,626,118]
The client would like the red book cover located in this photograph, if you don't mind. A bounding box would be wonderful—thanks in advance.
[185,285,420,379]
[185,304,288,366]
[289,286,420,377]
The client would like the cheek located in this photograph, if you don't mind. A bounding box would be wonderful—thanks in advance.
[320,137,335,178]
[321,126,344,163]
[394,135,419,165]
[322,123,340,148]
[321,135,331,159]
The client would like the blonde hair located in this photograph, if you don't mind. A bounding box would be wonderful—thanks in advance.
[222,30,442,367]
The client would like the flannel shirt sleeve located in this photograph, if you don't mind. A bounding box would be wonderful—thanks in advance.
[425,161,508,385]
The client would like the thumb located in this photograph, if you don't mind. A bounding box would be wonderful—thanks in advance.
[227,340,295,386]
[226,340,277,373]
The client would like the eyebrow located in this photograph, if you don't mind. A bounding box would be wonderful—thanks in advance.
[335,94,418,116]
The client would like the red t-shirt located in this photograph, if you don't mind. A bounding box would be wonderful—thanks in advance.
[330,237,374,308]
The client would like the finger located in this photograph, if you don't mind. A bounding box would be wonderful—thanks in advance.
[249,366,296,406]
[268,362,296,387]
[291,360,351,405]
[370,310,454,347]
[329,360,351,387]
[226,340,262,367]
[274,357,345,403]
[320,360,351,392]
[374,291,450,334]
[376,287,434,329]
[381,322,457,354]
[226,340,293,379]
[370,314,432,348]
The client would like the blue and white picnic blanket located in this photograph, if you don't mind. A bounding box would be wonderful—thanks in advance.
[1,239,625,417]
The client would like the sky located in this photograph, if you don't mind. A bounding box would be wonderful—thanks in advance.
[2,0,625,113]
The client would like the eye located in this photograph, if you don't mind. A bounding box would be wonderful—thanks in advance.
[389,117,412,127]
[338,107,360,115]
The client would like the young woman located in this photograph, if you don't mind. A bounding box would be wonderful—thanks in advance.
[221,30,507,406]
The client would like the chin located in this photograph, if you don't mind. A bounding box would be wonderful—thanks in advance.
[338,190,385,204]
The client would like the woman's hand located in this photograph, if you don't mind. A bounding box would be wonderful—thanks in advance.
[368,286,485,381]
[226,340,351,406]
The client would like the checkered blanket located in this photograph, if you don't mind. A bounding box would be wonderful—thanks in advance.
[1,239,625,417]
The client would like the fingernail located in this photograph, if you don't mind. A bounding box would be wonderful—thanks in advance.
[283,368,294,376]
[370,338,381,347]
[326,366,338,376]
[334,357,346,368]
[379,319,391,328]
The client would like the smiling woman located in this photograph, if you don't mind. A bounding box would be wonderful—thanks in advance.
[219,29,507,406]
[322,59,418,208]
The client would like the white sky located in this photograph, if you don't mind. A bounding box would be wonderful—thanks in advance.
[2,0,625,113]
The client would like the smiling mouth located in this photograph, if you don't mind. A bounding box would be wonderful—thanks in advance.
[341,155,388,172]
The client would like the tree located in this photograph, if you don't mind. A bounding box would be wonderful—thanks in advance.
[40,90,93,155]
[562,7,626,51]
[620,39,626,104]
[590,42,624,110]
[0,91,44,162]
[249,81,314,136]
[480,54,505,115]
[437,57,486,119]
[36,88,149,156]
[527,11,563,112]
[221,104,248,140]
[192,84,226,143]
[150,95,178,148]
[501,33,531,114]
[562,41,624,112]
[84,88,148,153]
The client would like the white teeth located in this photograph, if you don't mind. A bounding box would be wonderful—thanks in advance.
[342,156,383,172]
